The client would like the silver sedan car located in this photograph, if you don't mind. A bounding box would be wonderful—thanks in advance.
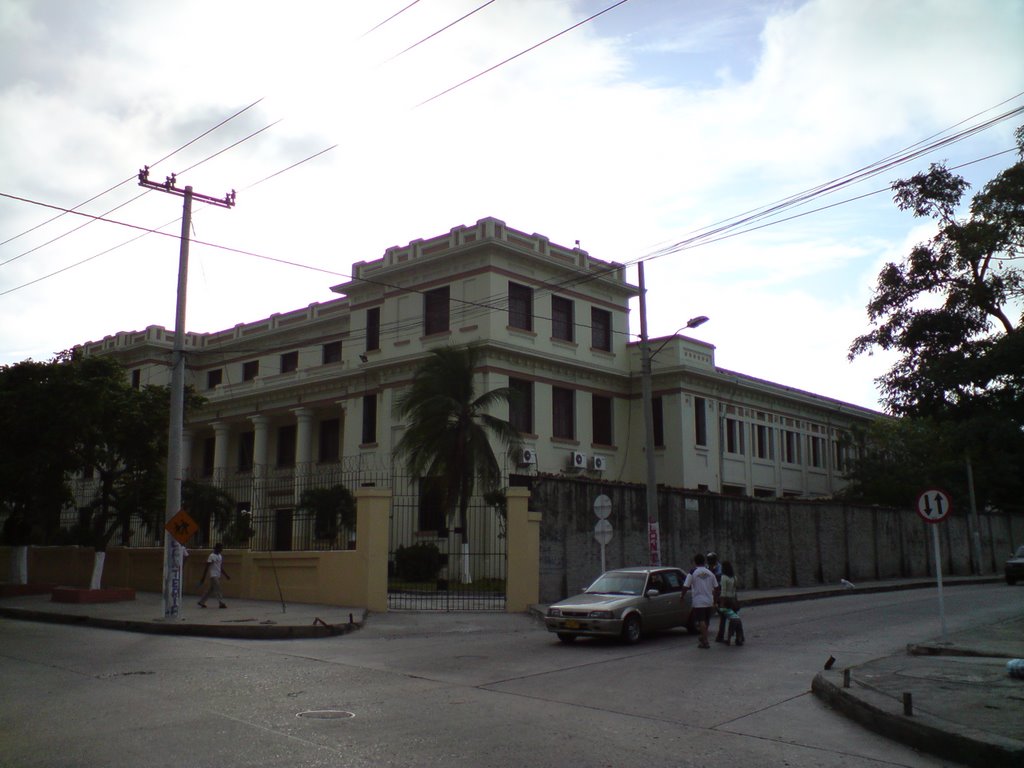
[544,567,695,644]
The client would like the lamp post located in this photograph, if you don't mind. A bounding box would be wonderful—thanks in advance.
[638,261,708,566]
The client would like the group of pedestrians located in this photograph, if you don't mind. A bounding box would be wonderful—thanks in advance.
[681,551,744,649]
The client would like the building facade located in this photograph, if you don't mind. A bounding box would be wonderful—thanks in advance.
[79,217,878,551]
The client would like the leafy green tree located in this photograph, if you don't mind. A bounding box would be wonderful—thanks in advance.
[848,127,1024,515]
[0,352,195,549]
[0,355,80,544]
[182,480,237,546]
[850,126,1023,420]
[394,346,522,580]
[296,485,356,542]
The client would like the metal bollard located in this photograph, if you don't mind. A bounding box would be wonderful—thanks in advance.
[843,668,851,688]
[902,692,913,716]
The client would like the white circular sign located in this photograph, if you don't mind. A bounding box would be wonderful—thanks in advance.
[593,494,612,520]
[594,518,613,545]
[916,489,952,523]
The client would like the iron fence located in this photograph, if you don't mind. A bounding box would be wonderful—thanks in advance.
[387,472,507,611]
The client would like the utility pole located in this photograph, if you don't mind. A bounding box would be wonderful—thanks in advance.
[139,167,235,620]
[638,262,660,566]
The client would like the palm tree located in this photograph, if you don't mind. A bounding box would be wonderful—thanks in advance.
[394,345,522,583]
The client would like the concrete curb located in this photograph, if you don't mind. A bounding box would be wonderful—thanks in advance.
[811,671,1024,768]
[741,577,1002,608]
[0,606,362,639]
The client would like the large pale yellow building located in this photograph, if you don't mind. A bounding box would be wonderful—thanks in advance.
[81,217,877,543]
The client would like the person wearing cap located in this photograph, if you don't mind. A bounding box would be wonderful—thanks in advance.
[706,552,722,579]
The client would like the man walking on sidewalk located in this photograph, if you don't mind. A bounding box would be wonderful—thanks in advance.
[682,552,719,649]
[198,543,230,609]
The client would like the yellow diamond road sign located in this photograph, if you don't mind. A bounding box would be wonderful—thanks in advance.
[165,508,199,544]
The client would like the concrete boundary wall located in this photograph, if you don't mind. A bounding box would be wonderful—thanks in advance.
[526,476,1024,603]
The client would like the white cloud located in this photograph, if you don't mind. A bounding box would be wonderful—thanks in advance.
[1,0,1022,412]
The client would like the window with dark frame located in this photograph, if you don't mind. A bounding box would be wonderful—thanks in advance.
[508,282,533,331]
[242,360,259,381]
[652,396,665,447]
[322,341,342,364]
[754,423,774,460]
[552,386,575,440]
[207,368,223,389]
[280,350,299,374]
[366,307,380,352]
[424,286,450,335]
[508,377,533,434]
[201,437,215,477]
[130,369,141,389]
[783,429,801,464]
[725,417,745,455]
[808,434,825,468]
[238,431,255,473]
[417,476,447,533]
[551,296,574,342]
[694,397,708,446]
[318,418,340,462]
[591,307,611,351]
[277,424,297,467]
[592,394,613,445]
[361,394,377,444]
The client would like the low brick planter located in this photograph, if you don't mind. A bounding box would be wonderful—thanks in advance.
[51,587,136,603]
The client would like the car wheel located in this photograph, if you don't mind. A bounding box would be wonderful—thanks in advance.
[556,633,577,644]
[1008,574,1018,586]
[621,614,642,644]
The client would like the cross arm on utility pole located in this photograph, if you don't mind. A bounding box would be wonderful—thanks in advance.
[138,166,236,208]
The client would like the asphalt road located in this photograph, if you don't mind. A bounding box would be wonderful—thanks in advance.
[1,583,1020,767]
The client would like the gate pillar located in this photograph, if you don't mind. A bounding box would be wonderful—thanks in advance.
[505,487,540,612]
[355,486,391,612]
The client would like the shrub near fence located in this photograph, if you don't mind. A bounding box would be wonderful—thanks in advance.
[524,474,1024,603]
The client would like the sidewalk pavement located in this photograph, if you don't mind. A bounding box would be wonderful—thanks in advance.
[1,575,1020,766]
[0,589,367,639]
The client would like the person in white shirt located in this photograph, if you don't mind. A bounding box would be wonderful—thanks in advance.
[198,543,230,608]
[682,552,720,649]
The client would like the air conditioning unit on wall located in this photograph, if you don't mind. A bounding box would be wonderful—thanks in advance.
[518,448,537,466]
[569,450,587,470]
[591,455,607,471]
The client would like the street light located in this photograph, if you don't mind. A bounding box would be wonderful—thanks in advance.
[649,316,709,361]
[638,261,708,566]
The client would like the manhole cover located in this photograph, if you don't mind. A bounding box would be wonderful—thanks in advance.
[296,710,355,720]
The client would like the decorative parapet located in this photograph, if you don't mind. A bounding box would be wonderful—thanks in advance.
[337,216,634,297]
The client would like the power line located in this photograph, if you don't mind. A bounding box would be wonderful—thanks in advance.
[385,0,497,62]
[0,143,338,296]
[415,0,632,108]
[0,118,281,270]
[0,98,263,249]
[361,0,422,38]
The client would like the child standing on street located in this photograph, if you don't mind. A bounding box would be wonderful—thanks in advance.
[716,560,740,643]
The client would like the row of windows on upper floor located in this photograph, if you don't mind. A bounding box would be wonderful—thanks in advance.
[128,282,617,392]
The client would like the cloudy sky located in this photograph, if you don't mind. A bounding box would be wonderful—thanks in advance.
[1,0,1022,411]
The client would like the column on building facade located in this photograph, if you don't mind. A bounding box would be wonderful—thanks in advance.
[212,421,230,485]
[250,415,271,550]
[292,407,315,550]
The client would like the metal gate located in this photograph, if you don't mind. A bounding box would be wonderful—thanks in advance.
[388,475,506,611]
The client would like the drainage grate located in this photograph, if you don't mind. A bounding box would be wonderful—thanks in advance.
[295,710,355,720]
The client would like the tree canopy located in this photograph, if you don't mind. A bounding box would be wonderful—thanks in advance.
[0,352,177,546]
[393,345,521,536]
[850,126,1023,421]
[846,126,1024,513]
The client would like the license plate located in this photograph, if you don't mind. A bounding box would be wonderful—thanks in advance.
[564,619,580,630]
